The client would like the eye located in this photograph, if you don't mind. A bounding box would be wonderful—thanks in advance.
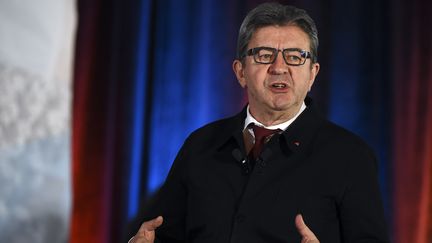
[256,49,275,62]
[259,53,273,60]
[286,54,302,64]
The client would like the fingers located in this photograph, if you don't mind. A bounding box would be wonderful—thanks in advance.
[295,214,319,243]
[138,216,164,233]
[131,216,163,243]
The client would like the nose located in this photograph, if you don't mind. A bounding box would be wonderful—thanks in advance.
[268,51,288,75]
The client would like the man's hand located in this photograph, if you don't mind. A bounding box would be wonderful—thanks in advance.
[295,214,319,243]
[129,216,163,243]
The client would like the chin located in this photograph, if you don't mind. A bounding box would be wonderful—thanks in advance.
[270,99,296,111]
[269,104,291,112]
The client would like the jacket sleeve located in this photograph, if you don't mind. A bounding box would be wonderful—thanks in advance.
[141,137,192,242]
[338,147,390,243]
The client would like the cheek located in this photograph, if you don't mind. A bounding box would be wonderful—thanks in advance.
[245,68,267,87]
[292,71,313,91]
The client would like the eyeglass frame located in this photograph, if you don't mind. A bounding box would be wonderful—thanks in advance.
[242,47,312,66]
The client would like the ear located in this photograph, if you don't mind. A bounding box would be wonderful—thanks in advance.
[308,62,320,91]
[233,59,247,88]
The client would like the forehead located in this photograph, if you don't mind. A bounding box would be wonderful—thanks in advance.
[248,25,310,50]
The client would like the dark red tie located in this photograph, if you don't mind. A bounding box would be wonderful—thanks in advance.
[250,124,281,160]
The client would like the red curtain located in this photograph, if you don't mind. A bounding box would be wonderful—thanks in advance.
[71,0,145,241]
[71,0,114,242]
[393,0,432,242]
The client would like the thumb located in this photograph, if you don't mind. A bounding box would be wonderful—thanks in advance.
[295,214,319,243]
[139,216,164,233]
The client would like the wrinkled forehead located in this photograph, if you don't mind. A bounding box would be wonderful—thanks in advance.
[248,25,311,51]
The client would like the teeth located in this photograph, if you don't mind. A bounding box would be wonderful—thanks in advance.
[272,83,286,88]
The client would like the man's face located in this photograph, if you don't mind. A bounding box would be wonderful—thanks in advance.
[233,25,320,120]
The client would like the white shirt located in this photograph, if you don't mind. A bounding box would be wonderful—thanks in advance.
[243,102,307,139]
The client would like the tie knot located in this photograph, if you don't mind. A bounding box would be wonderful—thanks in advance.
[251,124,281,142]
[248,123,281,160]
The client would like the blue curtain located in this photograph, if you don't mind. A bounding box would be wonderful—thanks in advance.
[126,0,246,213]
[325,0,392,221]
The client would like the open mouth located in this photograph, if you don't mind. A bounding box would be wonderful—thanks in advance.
[271,83,287,89]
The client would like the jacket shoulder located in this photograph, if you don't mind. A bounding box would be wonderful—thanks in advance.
[318,121,372,150]
[313,120,378,169]
[182,113,242,150]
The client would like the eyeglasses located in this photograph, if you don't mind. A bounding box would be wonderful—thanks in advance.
[244,47,311,66]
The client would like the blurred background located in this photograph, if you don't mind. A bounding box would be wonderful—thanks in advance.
[0,0,431,242]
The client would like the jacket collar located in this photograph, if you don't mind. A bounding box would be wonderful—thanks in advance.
[279,97,325,154]
[217,97,325,154]
[214,105,248,153]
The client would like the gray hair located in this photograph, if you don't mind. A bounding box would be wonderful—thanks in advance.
[236,2,319,63]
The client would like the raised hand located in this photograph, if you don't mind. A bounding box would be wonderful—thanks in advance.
[295,214,319,243]
[129,216,163,243]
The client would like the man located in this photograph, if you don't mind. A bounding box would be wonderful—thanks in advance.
[130,3,389,242]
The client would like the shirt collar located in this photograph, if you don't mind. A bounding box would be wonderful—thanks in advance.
[243,102,307,131]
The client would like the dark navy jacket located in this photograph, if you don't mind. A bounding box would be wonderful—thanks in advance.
[142,98,389,243]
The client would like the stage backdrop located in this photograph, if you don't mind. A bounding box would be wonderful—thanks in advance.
[0,0,76,242]
[70,0,432,243]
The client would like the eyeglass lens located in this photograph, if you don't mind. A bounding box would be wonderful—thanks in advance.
[254,48,306,65]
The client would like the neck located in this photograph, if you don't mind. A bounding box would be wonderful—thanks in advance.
[249,104,302,127]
